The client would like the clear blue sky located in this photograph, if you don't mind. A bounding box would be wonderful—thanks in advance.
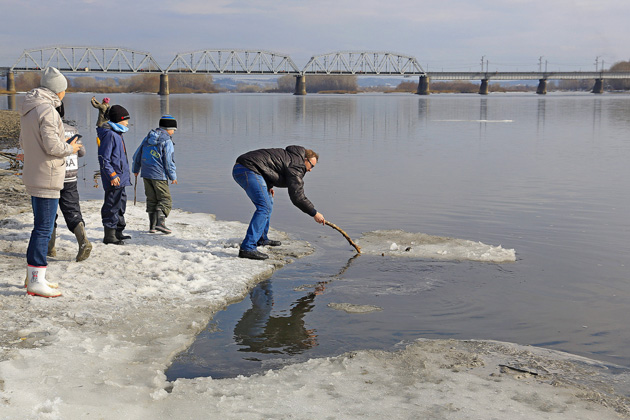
[1,0,628,71]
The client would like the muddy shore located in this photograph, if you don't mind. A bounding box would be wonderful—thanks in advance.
[0,109,20,149]
[0,110,29,219]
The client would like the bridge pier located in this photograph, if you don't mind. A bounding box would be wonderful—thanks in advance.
[536,79,547,95]
[159,73,169,95]
[294,75,306,95]
[416,76,430,95]
[479,79,489,95]
[6,72,15,92]
[592,78,604,94]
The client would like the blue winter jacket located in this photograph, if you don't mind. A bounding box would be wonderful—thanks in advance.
[131,128,177,181]
[97,123,132,191]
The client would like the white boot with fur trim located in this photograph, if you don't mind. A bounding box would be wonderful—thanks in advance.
[26,266,61,298]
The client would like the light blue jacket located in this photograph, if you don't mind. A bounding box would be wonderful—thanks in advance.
[132,128,177,181]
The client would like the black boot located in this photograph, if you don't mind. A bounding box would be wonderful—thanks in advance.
[155,211,171,234]
[149,212,157,233]
[116,229,131,240]
[238,249,269,260]
[103,227,124,245]
[73,222,92,262]
[257,239,282,247]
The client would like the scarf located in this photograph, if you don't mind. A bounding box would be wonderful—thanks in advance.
[109,121,129,133]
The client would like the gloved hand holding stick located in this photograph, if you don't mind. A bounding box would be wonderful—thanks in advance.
[324,221,361,254]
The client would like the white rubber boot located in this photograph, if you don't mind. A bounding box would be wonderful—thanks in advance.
[26,266,61,298]
[24,268,59,289]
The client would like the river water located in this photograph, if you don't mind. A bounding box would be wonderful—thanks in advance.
[5,91,630,379]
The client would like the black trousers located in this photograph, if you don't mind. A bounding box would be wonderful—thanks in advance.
[55,181,84,233]
[101,187,127,230]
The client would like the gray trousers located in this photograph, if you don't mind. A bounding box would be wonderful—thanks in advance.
[143,178,172,217]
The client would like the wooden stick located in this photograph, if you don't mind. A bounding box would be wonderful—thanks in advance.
[324,221,361,254]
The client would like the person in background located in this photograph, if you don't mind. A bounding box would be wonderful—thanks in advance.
[97,105,132,245]
[19,66,81,297]
[46,108,92,262]
[132,114,178,234]
[91,96,110,128]
[232,145,325,260]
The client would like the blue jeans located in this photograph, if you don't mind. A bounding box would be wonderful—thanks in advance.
[232,164,273,251]
[26,197,59,267]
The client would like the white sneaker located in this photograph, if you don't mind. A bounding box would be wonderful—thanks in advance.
[26,266,61,298]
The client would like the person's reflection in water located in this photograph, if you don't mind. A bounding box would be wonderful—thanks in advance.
[233,280,318,355]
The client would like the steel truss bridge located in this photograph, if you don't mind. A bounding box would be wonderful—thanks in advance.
[302,51,425,75]
[2,46,630,95]
[9,46,162,73]
[165,49,299,74]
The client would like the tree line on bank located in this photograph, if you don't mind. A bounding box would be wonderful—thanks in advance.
[4,61,630,94]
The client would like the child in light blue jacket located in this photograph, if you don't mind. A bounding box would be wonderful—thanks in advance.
[132,115,178,234]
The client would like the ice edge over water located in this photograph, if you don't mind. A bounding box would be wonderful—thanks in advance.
[358,229,516,263]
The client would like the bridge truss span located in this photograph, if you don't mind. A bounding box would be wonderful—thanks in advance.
[165,49,301,75]
[10,46,162,73]
[302,51,426,76]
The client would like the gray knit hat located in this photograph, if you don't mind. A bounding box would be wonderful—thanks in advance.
[40,67,68,93]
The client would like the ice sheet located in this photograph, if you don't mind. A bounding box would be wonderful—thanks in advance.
[358,229,516,263]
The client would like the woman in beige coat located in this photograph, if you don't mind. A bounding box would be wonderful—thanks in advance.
[20,67,81,298]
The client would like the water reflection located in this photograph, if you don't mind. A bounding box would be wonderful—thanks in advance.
[160,95,169,116]
[234,280,318,355]
[537,97,546,133]
[232,254,359,357]
[7,94,16,111]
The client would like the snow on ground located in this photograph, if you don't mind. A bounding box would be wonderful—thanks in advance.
[358,230,516,263]
[0,197,627,419]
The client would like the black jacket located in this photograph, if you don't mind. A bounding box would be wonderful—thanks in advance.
[236,145,317,216]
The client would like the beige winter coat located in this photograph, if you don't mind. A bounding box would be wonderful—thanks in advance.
[19,88,73,198]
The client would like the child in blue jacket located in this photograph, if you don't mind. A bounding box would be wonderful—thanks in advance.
[97,105,132,244]
[132,115,178,234]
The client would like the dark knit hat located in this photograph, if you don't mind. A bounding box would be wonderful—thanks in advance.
[108,105,130,123]
[159,114,177,131]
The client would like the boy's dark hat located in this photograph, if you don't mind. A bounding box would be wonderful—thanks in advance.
[159,114,177,131]
[109,105,130,123]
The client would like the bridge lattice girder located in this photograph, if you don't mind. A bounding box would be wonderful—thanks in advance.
[165,49,301,74]
[302,51,426,75]
[10,46,162,73]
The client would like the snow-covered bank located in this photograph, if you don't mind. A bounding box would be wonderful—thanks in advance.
[0,191,627,419]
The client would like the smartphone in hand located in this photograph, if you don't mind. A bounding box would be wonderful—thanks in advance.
[67,134,83,143]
